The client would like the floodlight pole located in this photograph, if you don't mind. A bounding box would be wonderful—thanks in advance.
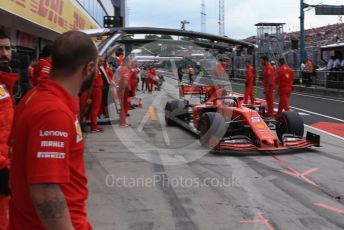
[300,0,306,64]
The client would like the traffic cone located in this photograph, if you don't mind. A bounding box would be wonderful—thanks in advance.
[138,98,143,108]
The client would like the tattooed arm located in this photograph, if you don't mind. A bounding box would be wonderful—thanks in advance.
[29,184,74,230]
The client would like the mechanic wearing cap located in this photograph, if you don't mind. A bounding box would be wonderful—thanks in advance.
[90,60,104,133]
[261,56,275,118]
[244,60,255,104]
[10,31,96,230]
[276,58,294,116]
[0,30,18,230]
[32,45,52,87]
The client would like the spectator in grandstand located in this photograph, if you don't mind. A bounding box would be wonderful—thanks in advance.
[305,58,314,87]
[327,56,335,71]
[300,62,306,84]
[341,58,344,69]
[276,58,294,116]
[10,30,95,230]
[333,52,343,70]
[260,56,275,118]
[32,45,52,86]
[0,29,18,230]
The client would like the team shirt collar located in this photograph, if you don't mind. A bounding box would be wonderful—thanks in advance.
[37,79,79,114]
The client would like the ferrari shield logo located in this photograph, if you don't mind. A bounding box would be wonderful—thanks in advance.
[75,119,83,143]
[0,84,9,100]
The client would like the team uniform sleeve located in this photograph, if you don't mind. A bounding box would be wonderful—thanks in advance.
[36,62,51,82]
[26,110,73,185]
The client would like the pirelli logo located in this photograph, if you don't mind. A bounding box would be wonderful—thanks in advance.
[37,152,66,159]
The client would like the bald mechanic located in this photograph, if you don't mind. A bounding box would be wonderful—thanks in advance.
[10,31,97,230]
[0,30,18,230]
[261,56,275,118]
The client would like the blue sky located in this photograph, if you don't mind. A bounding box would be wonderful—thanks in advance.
[127,0,344,39]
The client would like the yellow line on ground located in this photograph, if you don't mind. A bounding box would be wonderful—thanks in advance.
[149,106,158,121]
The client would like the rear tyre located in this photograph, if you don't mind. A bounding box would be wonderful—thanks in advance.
[276,111,304,141]
[165,100,187,126]
[198,112,227,147]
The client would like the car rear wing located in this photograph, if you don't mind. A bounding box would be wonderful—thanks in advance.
[179,85,216,97]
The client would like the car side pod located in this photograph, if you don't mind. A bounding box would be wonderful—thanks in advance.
[306,132,321,147]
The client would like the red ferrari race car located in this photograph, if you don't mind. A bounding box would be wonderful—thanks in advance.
[164,80,320,152]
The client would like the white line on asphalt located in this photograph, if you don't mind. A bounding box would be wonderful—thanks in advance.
[291,92,344,103]
[305,125,344,142]
[289,106,344,123]
[273,108,309,116]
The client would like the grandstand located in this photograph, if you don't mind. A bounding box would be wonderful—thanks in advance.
[243,23,344,68]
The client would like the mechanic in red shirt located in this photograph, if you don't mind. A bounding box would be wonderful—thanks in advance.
[276,58,295,116]
[103,59,114,81]
[147,65,155,94]
[118,61,131,127]
[9,31,97,230]
[130,62,137,97]
[217,61,227,78]
[32,45,52,86]
[244,60,255,104]
[0,30,18,230]
[261,56,275,118]
[90,61,104,133]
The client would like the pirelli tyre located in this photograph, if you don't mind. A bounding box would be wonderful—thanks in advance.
[164,100,187,126]
[276,111,304,141]
[198,112,227,148]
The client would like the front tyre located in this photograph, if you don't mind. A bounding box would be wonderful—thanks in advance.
[276,111,304,141]
[198,112,227,147]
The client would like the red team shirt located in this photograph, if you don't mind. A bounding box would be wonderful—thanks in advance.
[276,65,294,91]
[10,80,91,230]
[32,58,51,86]
[263,63,275,91]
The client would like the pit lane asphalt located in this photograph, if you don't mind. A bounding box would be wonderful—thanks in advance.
[86,75,344,230]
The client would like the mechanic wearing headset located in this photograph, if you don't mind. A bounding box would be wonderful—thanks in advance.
[244,60,255,104]
[261,56,275,118]
[0,30,18,230]
[10,31,95,230]
[275,58,294,116]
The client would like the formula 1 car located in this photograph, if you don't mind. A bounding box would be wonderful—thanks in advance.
[164,81,320,152]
